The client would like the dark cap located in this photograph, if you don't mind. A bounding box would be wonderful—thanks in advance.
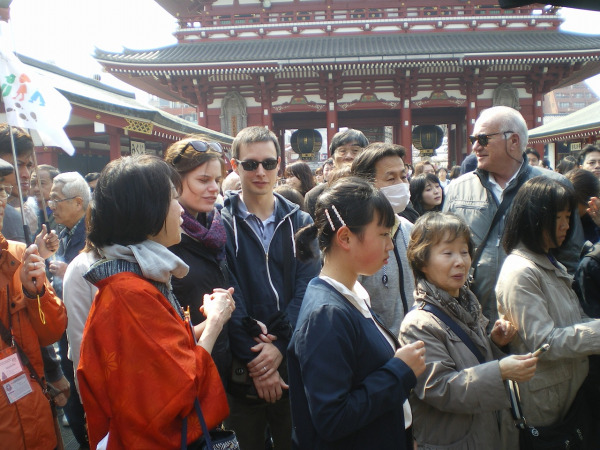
[0,158,14,177]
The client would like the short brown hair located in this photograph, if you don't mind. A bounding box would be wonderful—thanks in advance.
[231,126,280,159]
[407,212,474,280]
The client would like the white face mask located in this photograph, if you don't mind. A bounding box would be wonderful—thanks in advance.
[380,182,410,214]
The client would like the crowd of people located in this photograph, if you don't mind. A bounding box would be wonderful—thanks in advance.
[2,104,600,450]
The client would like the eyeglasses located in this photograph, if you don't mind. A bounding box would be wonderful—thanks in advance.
[335,145,363,157]
[468,131,514,147]
[172,141,223,165]
[235,159,278,171]
[48,197,76,208]
[0,185,13,199]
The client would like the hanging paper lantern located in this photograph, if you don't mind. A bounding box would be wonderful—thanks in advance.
[291,129,322,161]
[412,125,444,156]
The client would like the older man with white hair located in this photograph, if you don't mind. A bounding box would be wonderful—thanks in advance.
[48,171,90,448]
[444,106,584,327]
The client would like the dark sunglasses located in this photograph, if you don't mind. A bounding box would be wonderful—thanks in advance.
[235,158,278,171]
[468,130,514,147]
[172,140,223,165]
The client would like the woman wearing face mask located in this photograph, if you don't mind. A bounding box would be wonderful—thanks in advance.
[351,143,415,336]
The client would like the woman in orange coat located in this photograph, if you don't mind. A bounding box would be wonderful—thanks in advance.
[0,212,66,448]
[78,155,234,449]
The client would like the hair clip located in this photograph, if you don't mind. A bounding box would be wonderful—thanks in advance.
[324,208,336,231]
[331,204,346,227]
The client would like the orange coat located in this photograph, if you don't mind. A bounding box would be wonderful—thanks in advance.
[0,236,66,450]
[78,271,229,450]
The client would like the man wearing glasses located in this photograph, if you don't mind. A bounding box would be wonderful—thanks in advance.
[222,127,320,450]
[304,128,368,219]
[48,171,91,449]
[444,106,583,327]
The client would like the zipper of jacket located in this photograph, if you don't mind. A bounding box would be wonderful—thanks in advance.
[242,210,296,311]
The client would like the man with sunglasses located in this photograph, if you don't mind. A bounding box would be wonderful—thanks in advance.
[221,126,320,450]
[444,106,583,328]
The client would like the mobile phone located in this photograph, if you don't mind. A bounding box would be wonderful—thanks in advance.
[532,343,550,357]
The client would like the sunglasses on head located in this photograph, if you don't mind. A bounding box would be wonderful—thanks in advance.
[172,140,223,165]
[468,131,514,147]
[235,158,278,171]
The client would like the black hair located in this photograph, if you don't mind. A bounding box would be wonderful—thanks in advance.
[503,176,576,255]
[565,168,600,207]
[274,185,305,210]
[449,165,461,179]
[284,161,315,197]
[0,124,33,157]
[525,148,541,161]
[409,173,445,216]
[84,172,100,183]
[37,164,59,180]
[350,142,406,182]
[542,159,552,170]
[295,176,395,262]
[329,129,368,155]
[579,144,600,166]
[88,155,182,247]
[556,155,578,175]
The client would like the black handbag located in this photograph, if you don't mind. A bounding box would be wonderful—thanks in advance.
[181,398,239,450]
[508,379,591,450]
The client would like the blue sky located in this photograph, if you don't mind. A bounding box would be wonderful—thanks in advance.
[1,1,599,97]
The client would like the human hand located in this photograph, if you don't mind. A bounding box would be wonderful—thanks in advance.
[200,287,235,327]
[499,354,537,382]
[248,341,283,380]
[48,260,67,279]
[48,375,70,407]
[253,320,278,344]
[20,244,46,294]
[252,371,288,403]
[395,340,426,378]
[35,225,59,260]
[490,319,517,347]
[588,197,600,227]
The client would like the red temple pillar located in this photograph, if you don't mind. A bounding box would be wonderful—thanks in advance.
[34,147,58,167]
[326,102,338,151]
[466,88,477,140]
[107,126,122,161]
[531,89,545,156]
[401,100,412,164]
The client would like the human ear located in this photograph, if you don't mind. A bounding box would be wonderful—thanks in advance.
[230,159,239,174]
[336,226,351,251]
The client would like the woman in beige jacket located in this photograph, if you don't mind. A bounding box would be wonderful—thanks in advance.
[401,212,537,449]
[497,176,600,431]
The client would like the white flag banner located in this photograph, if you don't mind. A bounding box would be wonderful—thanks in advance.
[0,40,75,155]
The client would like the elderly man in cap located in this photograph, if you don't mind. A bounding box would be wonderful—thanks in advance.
[0,156,67,449]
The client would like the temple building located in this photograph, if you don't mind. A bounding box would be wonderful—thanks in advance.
[95,1,600,164]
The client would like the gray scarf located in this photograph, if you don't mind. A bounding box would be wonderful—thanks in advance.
[99,240,189,288]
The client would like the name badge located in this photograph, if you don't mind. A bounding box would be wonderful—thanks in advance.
[0,347,33,403]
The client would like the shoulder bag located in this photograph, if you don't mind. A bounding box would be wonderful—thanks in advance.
[507,379,591,450]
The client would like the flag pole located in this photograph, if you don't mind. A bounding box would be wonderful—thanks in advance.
[7,124,31,246]
[30,142,49,224]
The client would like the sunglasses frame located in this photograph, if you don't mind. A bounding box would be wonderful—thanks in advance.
[172,140,223,165]
[235,158,279,171]
[468,131,514,147]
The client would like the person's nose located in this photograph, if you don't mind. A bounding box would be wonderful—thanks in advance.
[207,179,219,192]
[385,235,394,252]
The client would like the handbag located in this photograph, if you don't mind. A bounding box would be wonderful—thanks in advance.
[181,398,239,450]
[507,379,591,450]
